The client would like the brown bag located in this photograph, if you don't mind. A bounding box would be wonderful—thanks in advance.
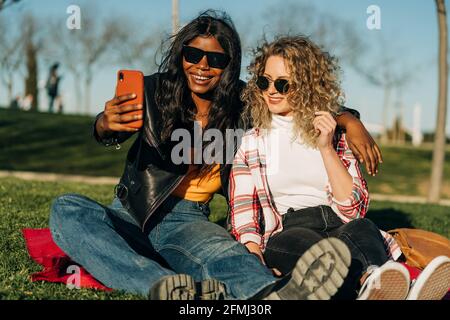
[388,228,450,270]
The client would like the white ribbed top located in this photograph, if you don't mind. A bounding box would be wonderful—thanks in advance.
[265,114,329,214]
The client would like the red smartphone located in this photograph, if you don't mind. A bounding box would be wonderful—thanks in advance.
[115,70,144,129]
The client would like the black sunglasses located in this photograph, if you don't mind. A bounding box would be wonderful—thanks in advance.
[256,76,290,94]
[182,45,230,69]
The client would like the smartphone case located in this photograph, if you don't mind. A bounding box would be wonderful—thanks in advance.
[115,70,144,129]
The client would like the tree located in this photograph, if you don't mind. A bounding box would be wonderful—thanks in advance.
[351,38,416,144]
[46,19,83,113]
[0,16,23,104]
[48,12,118,114]
[80,14,121,115]
[259,2,364,65]
[0,0,20,11]
[113,23,161,75]
[428,0,448,203]
[172,0,179,35]
[49,9,160,114]
[22,14,43,111]
[260,1,420,146]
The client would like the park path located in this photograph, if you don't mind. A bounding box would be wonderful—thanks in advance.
[1,170,450,207]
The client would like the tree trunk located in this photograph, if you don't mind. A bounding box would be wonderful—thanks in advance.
[7,77,13,104]
[72,71,83,114]
[380,85,391,144]
[428,0,448,203]
[24,41,39,112]
[172,0,179,35]
[84,71,92,115]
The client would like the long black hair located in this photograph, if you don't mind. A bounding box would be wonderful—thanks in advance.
[155,10,243,173]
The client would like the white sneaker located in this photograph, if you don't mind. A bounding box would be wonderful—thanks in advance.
[357,261,410,300]
[407,255,450,300]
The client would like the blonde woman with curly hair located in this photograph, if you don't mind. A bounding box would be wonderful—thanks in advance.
[229,36,412,300]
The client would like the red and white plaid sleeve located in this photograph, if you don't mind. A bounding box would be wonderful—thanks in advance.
[326,133,370,221]
[229,145,263,246]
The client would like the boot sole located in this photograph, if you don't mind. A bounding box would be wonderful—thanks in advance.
[200,278,226,300]
[149,274,196,300]
[273,237,351,300]
[149,274,225,300]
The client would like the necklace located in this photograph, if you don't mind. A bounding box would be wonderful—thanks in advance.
[196,112,209,118]
[189,107,210,118]
[194,108,210,118]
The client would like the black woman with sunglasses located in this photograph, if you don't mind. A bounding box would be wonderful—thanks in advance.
[49,10,382,300]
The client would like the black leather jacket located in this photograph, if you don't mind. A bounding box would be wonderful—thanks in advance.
[94,72,360,231]
[94,73,246,231]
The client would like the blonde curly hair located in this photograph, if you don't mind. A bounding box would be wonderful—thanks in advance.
[242,35,345,147]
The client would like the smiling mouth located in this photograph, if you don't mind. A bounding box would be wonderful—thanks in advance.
[268,96,284,104]
[190,74,214,85]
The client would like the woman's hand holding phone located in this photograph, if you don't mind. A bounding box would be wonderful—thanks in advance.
[96,70,145,139]
[96,94,143,138]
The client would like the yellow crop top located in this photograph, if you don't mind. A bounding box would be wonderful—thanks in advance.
[171,163,222,203]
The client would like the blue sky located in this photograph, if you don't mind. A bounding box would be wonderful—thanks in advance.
[2,0,449,134]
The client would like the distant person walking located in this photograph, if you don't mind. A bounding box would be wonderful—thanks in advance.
[46,63,62,113]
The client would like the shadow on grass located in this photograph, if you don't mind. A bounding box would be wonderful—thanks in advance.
[366,208,415,231]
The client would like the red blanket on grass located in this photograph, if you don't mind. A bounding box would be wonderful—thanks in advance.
[22,228,450,299]
[22,228,111,291]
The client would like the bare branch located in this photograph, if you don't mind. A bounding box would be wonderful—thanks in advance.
[258,2,365,64]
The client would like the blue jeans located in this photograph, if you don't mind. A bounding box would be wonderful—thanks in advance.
[49,194,277,299]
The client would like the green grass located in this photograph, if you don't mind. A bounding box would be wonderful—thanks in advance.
[0,108,133,177]
[2,108,450,198]
[365,145,450,198]
[0,177,449,300]
[0,177,139,300]
[0,176,228,300]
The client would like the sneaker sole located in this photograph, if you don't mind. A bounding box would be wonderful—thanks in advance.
[363,269,410,300]
[410,260,450,300]
[274,237,351,300]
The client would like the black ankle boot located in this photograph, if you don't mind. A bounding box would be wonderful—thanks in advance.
[149,274,226,300]
[255,238,352,300]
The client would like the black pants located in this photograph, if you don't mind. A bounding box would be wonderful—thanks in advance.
[263,206,388,299]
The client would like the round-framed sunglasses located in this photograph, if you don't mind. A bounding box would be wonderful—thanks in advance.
[182,45,230,69]
[256,76,290,94]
